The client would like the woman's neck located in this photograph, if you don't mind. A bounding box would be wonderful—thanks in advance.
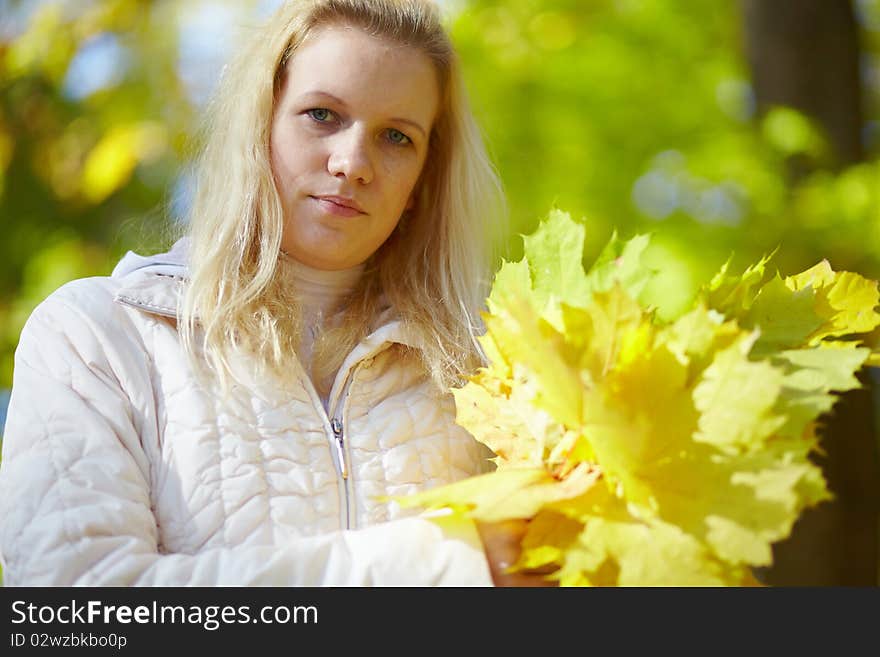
[280,254,365,323]
[278,253,364,404]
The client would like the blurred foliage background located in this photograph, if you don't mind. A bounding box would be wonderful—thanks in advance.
[1,0,879,584]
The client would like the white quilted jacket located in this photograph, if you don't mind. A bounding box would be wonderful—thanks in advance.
[0,244,494,586]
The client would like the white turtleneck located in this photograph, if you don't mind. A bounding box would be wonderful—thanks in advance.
[281,254,364,408]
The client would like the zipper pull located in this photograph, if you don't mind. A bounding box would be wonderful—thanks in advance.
[331,417,348,480]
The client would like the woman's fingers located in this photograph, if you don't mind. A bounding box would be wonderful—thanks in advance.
[475,519,559,587]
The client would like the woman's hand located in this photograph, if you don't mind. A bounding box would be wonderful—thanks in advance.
[475,519,559,587]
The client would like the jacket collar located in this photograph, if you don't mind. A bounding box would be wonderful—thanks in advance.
[115,269,184,320]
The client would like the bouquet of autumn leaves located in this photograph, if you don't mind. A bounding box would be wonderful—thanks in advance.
[397,210,880,586]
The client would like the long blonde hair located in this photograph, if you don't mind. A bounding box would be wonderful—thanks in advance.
[181,0,506,395]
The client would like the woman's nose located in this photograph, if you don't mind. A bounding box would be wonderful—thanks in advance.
[327,129,374,185]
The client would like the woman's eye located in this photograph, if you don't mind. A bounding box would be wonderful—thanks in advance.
[387,128,411,146]
[306,108,335,122]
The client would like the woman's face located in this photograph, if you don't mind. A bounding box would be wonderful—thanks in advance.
[270,24,440,271]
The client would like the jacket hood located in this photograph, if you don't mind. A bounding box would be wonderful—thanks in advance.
[112,237,190,280]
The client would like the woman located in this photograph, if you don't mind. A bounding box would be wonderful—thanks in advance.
[0,0,547,586]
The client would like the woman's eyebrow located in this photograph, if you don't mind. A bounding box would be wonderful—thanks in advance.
[300,89,349,107]
[388,117,426,138]
[300,89,427,138]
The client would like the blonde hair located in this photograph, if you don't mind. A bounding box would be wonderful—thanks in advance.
[181,0,506,395]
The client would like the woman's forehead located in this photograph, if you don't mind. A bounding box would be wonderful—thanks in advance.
[282,24,440,122]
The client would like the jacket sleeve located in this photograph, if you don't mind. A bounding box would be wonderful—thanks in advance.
[0,282,493,586]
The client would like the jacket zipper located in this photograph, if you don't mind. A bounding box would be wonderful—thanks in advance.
[327,366,360,531]
[330,416,351,530]
[330,417,348,479]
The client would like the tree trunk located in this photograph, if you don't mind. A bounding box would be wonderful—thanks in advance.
[761,370,880,586]
[742,0,879,586]
[742,0,864,169]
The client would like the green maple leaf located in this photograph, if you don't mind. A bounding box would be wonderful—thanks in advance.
[703,251,776,318]
[746,274,823,356]
[693,335,787,451]
[522,209,591,318]
[584,230,654,299]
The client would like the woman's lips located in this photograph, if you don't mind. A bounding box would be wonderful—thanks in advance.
[310,196,365,217]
